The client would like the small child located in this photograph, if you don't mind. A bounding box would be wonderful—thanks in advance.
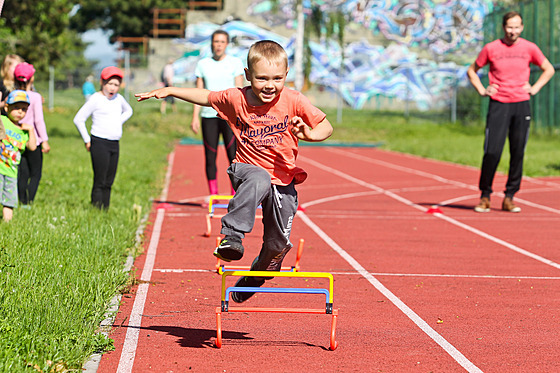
[136,40,333,303]
[13,62,50,205]
[82,74,96,101]
[73,66,133,210]
[0,90,38,221]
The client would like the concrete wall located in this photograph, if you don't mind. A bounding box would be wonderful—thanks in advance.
[186,0,296,38]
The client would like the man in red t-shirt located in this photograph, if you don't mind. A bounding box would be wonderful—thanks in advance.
[467,11,554,213]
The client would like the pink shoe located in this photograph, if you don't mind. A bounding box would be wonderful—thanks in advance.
[208,179,218,195]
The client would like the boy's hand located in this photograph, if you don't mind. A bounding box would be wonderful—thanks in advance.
[290,116,311,140]
[291,117,333,142]
[135,88,168,102]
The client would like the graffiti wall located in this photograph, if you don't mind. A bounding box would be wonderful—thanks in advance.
[248,0,493,56]
[171,0,496,110]
[175,20,468,110]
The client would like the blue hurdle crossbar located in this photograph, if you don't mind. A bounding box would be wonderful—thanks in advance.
[225,286,330,303]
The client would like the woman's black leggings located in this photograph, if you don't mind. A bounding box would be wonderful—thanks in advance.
[201,117,236,181]
[18,146,43,204]
[90,135,119,209]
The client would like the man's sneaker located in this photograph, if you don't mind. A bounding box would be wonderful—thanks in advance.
[474,197,491,213]
[231,276,265,303]
[213,236,244,262]
[502,197,521,213]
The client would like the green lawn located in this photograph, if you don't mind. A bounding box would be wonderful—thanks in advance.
[0,88,557,372]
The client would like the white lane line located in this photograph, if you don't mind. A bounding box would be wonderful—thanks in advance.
[301,156,560,270]
[116,151,175,373]
[324,149,477,190]
[302,190,381,208]
[329,272,560,280]
[297,212,483,373]
[325,149,560,214]
[510,196,560,214]
[438,194,481,206]
[164,212,205,217]
[154,269,214,273]
[524,176,560,189]
[151,268,560,280]
[436,212,560,270]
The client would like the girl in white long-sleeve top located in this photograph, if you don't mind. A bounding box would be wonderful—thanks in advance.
[73,66,133,209]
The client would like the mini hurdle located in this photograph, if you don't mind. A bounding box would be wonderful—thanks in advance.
[204,195,262,237]
[215,237,305,274]
[215,269,339,350]
[204,195,233,237]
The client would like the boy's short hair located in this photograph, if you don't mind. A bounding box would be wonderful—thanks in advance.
[247,40,288,71]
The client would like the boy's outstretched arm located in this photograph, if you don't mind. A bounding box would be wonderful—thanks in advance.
[135,87,211,106]
[290,117,333,142]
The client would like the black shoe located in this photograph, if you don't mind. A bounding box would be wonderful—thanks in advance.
[231,276,265,303]
[213,236,244,262]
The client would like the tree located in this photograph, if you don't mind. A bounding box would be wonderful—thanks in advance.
[1,0,92,78]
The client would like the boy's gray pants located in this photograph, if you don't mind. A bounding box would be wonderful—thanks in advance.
[221,162,298,272]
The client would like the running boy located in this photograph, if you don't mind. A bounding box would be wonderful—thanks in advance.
[136,40,333,302]
[1,90,37,221]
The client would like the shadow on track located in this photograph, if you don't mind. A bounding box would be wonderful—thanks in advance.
[146,325,251,348]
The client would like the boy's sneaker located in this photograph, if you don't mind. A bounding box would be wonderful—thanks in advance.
[231,276,265,303]
[502,197,521,213]
[474,197,491,213]
[213,236,244,262]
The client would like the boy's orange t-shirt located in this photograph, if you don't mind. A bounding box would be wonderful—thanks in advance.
[208,86,326,186]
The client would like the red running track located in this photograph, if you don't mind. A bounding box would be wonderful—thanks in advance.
[97,144,560,372]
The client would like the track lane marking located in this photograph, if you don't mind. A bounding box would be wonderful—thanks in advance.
[301,156,560,270]
[116,151,175,373]
[151,268,560,280]
[324,149,560,215]
[330,272,560,279]
[297,211,483,373]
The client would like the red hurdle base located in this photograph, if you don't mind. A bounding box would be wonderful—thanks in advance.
[214,307,338,350]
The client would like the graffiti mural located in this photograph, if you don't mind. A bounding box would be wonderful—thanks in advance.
[248,0,493,56]
[175,21,468,110]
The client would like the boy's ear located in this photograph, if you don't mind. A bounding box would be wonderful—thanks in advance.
[244,68,251,81]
